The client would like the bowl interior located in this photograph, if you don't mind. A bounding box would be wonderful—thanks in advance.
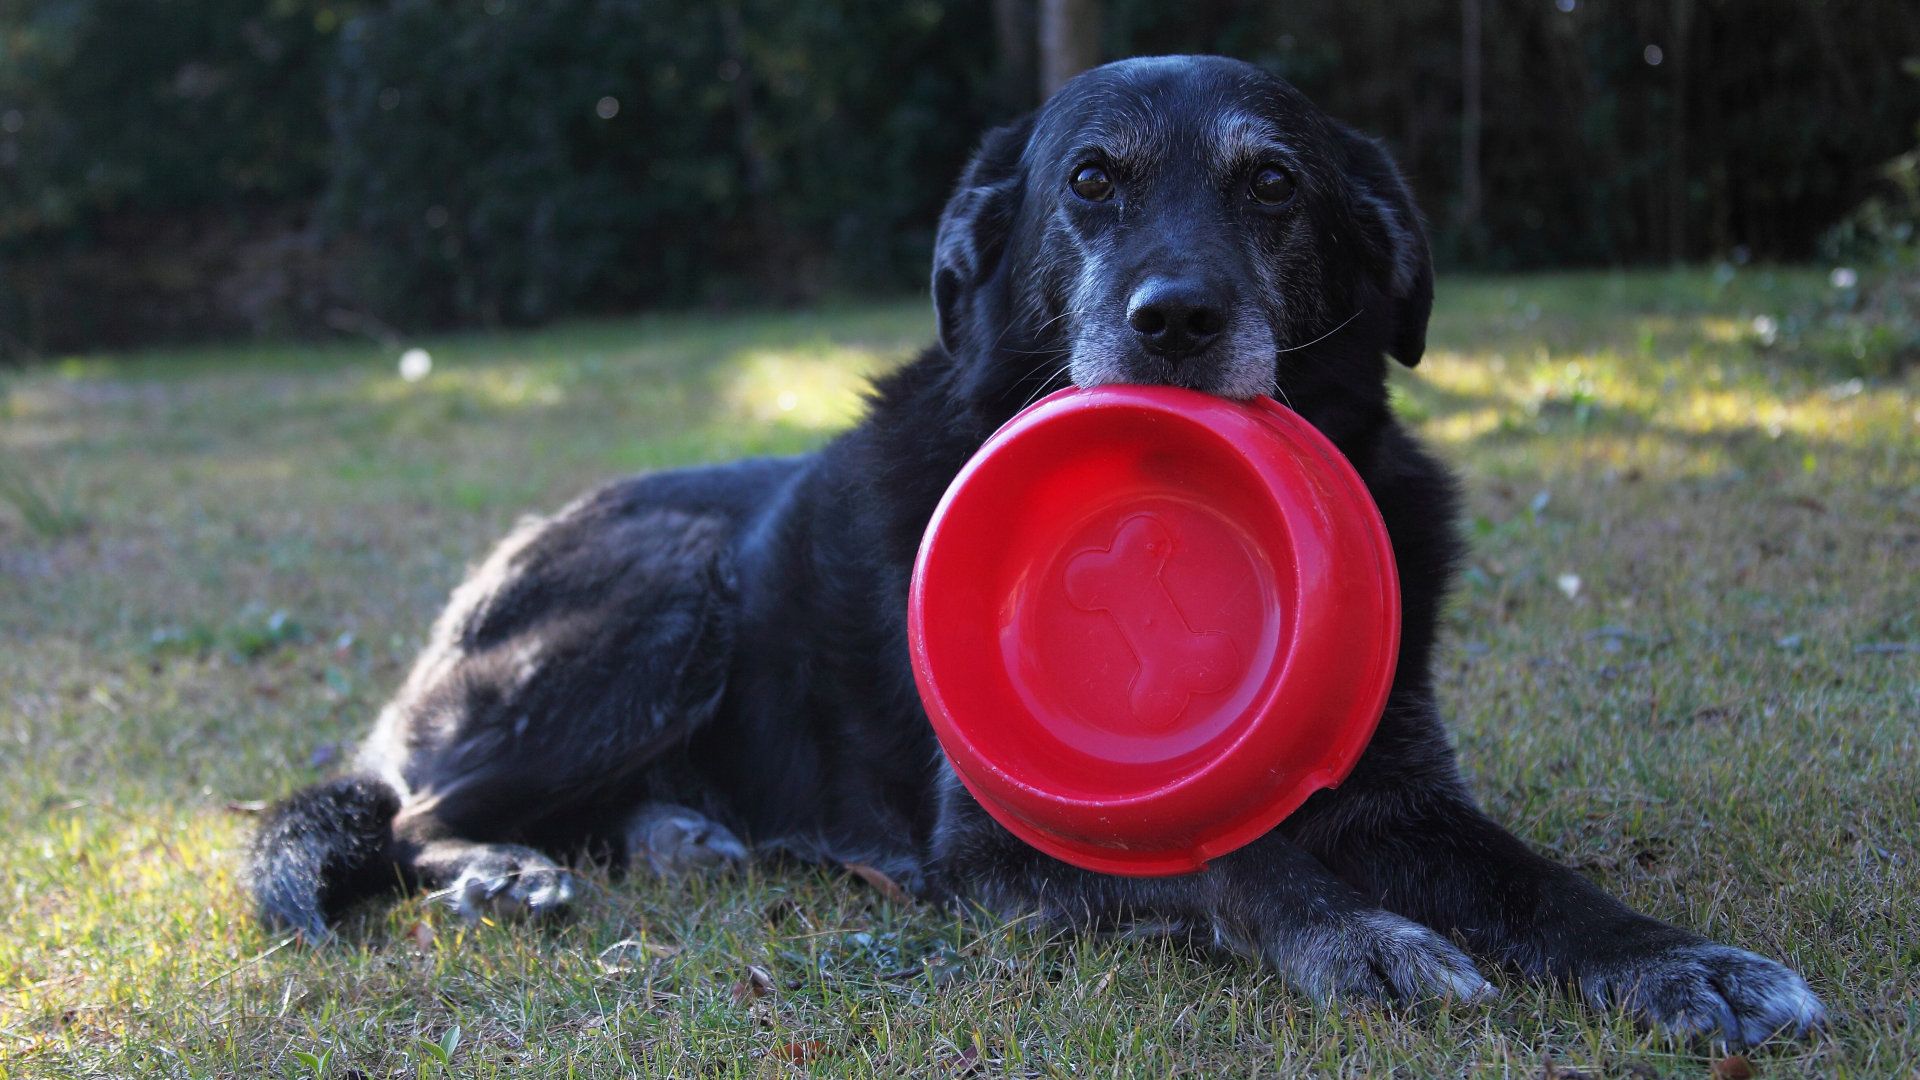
[918,402,1300,804]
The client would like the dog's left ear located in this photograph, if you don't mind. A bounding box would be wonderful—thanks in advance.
[932,115,1033,360]
[1337,125,1433,367]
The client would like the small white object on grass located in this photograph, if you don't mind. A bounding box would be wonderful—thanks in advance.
[1556,573,1582,600]
[1829,267,1858,290]
[399,348,433,382]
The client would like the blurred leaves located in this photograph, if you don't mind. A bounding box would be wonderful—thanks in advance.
[321,0,999,326]
[0,0,351,238]
[1,0,1915,354]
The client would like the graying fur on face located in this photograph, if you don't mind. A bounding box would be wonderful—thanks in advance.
[1207,109,1284,177]
[1060,228,1283,400]
[1040,100,1355,401]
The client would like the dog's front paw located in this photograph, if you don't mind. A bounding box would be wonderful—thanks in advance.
[444,846,577,922]
[1580,938,1825,1048]
[1255,910,1496,1006]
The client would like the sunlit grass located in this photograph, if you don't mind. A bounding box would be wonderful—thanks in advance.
[1,268,1915,1076]
[723,343,894,430]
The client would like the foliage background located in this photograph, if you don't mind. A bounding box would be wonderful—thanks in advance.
[1,0,1917,354]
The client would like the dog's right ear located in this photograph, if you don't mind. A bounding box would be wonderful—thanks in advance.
[932,116,1033,359]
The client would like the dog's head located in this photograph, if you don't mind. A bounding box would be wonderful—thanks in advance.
[933,56,1430,427]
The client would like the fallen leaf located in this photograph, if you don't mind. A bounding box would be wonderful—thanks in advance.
[939,1047,982,1074]
[597,937,679,974]
[1076,968,1115,1000]
[730,964,774,1004]
[844,862,913,905]
[1710,1054,1756,1080]
[774,1039,829,1063]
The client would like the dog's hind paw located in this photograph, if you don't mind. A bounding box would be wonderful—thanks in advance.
[442,846,576,922]
[1580,940,1825,1048]
[625,804,749,877]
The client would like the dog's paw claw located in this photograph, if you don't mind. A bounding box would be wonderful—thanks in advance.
[1351,911,1497,1005]
[519,870,577,913]
[1266,910,1494,1007]
[626,805,749,877]
[444,850,575,922]
[1581,941,1825,1048]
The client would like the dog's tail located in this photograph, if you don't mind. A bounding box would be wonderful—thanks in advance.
[246,775,403,939]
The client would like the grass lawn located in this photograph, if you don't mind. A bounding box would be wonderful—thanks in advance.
[1,269,1915,1077]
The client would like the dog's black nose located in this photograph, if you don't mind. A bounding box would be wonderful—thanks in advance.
[1126,278,1227,359]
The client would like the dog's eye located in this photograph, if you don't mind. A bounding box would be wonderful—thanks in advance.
[1249,165,1297,206]
[1069,164,1114,203]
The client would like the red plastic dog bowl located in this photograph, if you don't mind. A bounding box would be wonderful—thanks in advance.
[908,385,1400,876]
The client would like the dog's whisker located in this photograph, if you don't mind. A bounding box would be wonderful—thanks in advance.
[1029,306,1083,334]
[1015,361,1076,411]
[1274,308,1363,355]
[1267,309,1366,407]
[985,296,1077,355]
[1004,307,1083,352]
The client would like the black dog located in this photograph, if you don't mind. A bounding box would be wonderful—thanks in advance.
[251,56,1823,1047]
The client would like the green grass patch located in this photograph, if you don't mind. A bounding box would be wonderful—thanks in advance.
[2,269,1915,1076]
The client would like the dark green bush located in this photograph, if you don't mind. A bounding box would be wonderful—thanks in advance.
[0,0,355,351]
[0,0,344,241]
[2,0,1915,354]
[323,0,997,327]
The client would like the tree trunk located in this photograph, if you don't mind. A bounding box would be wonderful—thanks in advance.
[716,1,801,299]
[994,0,1040,111]
[1668,0,1693,263]
[1458,0,1485,261]
[1793,0,1863,114]
[1039,0,1102,97]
